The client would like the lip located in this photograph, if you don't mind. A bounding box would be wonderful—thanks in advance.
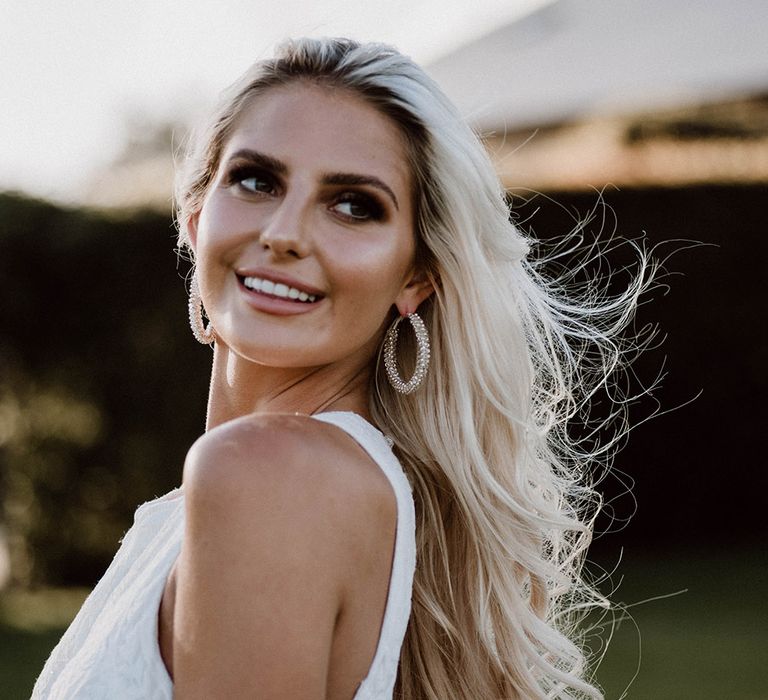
[235,270,324,317]
[234,267,325,298]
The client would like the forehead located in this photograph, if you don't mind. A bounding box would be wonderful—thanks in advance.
[222,83,412,190]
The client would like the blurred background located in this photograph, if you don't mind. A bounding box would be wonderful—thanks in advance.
[1,0,766,697]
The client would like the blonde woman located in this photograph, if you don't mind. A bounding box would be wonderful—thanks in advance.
[33,37,650,699]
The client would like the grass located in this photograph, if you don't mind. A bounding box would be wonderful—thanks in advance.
[587,548,768,699]
[2,551,765,699]
[0,587,89,699]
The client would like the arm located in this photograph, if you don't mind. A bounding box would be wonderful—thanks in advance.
[171,414,394,699]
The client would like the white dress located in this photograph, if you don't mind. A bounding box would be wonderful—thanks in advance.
[31,412,416,699]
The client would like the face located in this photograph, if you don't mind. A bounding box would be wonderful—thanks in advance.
[188,83,432,371]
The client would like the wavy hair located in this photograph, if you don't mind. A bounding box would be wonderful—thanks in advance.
[175,37,654,699]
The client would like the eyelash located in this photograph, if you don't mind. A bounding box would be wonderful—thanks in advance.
[225,165,277,195]
[224,164,386,223]
[332,192,385,222]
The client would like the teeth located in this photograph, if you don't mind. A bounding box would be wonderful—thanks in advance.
[242,276,318,302]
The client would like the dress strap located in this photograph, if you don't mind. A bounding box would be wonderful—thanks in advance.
[310,411,416,698]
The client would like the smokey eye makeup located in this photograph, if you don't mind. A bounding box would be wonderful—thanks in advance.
[224,164,280,195]
[219,150,391,223]
[331,191,386,222]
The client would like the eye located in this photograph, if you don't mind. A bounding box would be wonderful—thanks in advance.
[226,166,277,195]
[331,193,384,221]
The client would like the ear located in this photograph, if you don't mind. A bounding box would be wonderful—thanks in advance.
[394,268,436,317]
[186,210,201,255]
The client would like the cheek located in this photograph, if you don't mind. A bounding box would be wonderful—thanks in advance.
[326,235,412,301]
[195,198,252,263]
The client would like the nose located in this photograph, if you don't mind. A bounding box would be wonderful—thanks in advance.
[258,192,311,259]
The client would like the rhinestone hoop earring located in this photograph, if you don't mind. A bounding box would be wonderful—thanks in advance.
[383,312,430,394]
[188,274,215,345]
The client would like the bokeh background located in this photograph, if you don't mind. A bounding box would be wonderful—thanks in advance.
[1,0,766,697]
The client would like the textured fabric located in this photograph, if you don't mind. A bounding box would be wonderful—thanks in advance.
[32,411,416,699]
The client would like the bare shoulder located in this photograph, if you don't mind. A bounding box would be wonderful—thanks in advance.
[173,413,397,695]
[183,412,396,529]
[180,412,398,599]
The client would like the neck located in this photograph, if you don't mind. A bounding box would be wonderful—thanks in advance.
[203,343,374,431]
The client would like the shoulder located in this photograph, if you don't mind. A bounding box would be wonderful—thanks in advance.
[182,412,396,569]
[173,413,397,693]
[184,412,394,510]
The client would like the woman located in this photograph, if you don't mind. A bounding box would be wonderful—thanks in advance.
[33,37,650,699]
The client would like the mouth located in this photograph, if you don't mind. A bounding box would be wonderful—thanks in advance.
[236,274,324,304]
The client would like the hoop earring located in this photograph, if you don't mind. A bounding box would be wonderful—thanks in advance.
[188,274,215,345]
[383,312,430,394]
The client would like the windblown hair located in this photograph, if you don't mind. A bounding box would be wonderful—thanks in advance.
[175,37,653,699]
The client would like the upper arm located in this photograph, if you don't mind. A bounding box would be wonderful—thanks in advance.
[172,414,395,699]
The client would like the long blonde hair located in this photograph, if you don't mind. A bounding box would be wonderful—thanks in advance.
[175,37,653,699]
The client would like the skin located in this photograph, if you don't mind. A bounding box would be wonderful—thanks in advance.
[158,84,433,698]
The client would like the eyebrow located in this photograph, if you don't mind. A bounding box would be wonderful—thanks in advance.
[227,149,288,175]
[225,148,399,211]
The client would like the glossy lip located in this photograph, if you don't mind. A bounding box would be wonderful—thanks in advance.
[234,266,325,298]
[235,270,325,317]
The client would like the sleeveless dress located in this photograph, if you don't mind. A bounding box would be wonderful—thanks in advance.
[31,412,416,699]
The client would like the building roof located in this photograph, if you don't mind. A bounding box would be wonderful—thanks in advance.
[427,0,768,131]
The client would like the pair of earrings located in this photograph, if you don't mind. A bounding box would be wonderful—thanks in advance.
[188,276,429,393]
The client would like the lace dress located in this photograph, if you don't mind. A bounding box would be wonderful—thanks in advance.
[31,412,416,699]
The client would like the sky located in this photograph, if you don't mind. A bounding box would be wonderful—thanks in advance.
[0,0,552,204]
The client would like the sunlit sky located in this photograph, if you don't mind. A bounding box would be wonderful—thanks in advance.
[0,0,551,204]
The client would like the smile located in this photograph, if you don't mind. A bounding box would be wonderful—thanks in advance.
[239,275,320,303]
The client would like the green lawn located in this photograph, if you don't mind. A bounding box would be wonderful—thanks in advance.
[588,549,768,699]
[2,551,765,699]
[0,587,89,699]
